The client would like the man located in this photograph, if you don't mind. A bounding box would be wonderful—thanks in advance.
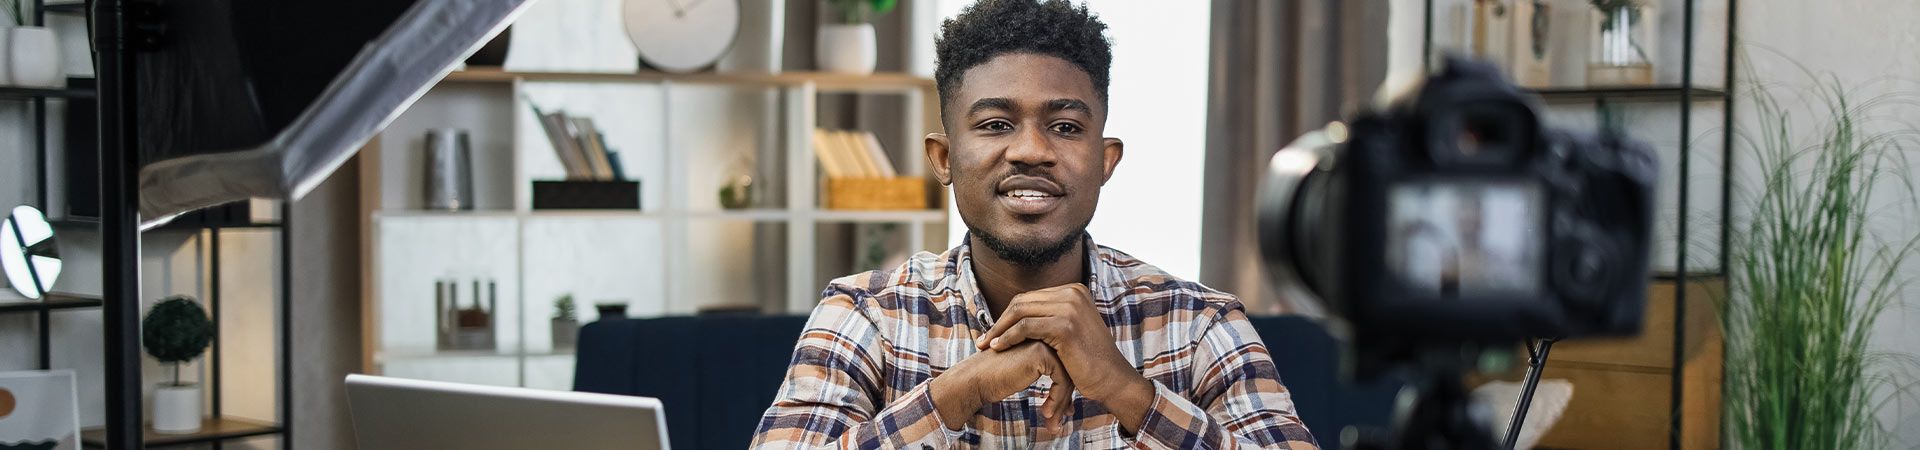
[750,1,1316,448]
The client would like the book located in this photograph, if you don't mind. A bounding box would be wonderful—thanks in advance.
[571,117,616,180]
[836,130,880,178]
[604,149,627,181]
[813,128,851,179]
[857,131,899,178]
[532,105,591,179]
[555,115,598,180]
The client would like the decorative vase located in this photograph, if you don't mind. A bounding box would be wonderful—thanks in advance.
[815,23,876,75]
[151,383,202,434]
[1586,2,1654,86]
[9,26,61,88]
[551,318,579,350]
[423,129,475,211]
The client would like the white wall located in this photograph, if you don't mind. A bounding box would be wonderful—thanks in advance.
[934,0,1212,281]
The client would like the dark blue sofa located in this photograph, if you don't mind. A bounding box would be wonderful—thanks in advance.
[573,315,1397,449]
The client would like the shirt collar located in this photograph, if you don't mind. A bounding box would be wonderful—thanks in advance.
[949,233,1119,325]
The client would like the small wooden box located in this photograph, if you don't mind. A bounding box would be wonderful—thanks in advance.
[825,177,928,210]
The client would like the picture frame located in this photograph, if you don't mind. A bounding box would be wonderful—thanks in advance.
[0,370,81,450]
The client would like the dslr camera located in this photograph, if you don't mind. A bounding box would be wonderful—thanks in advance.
[1257,56,1658,376]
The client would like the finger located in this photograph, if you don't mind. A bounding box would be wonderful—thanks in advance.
[989,317,1062,351]
[977,301,1069,349]
[1047,372,1076,428]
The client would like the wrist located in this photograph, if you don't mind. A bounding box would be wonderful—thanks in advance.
[928,370,981,431]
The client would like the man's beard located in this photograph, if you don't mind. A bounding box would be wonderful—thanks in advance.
[969,227,1084,268]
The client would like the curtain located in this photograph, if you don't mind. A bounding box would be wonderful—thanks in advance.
[1200,0,1390,315]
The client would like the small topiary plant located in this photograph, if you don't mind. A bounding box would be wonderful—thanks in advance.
[142,296,214,387]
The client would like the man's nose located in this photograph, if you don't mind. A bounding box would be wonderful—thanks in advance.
[1005,125,1057,167]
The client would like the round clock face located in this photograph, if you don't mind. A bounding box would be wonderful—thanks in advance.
[623,0,741,73]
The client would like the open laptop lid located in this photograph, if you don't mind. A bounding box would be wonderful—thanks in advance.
[345,374,670,450]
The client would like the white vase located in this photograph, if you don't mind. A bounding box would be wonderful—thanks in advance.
[10,26,61,88]
[815,23,876,75]
[152,383,203,434]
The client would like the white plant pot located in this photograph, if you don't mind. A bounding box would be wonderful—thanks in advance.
[10,26,61,88]
[151,383,203,434]
[815,23,876,75]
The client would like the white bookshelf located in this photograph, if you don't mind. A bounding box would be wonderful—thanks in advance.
[360,69,947,387]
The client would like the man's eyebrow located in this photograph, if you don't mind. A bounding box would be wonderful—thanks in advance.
[1046,98,1091,115]
[967,97,1015,117]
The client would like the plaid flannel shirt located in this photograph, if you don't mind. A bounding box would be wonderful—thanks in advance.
[751,236,1319,450]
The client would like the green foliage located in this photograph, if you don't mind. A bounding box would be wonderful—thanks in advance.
[554,294,577,321]
[825,0,896,24]
[1722,56,1920,450]
[142,296,214,365]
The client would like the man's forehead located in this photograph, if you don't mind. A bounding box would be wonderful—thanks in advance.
[953,53,1101,115]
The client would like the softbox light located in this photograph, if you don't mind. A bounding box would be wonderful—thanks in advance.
[129,0,531,228]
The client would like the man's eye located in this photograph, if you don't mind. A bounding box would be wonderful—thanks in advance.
[1051,123,1082,134]
[980,121,1013,132]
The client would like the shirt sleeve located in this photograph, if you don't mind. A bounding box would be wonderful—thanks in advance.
[750,292,961,450]
[1123,306,1320,450]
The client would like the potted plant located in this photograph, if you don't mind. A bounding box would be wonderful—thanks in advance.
[141,296,214,434]
[551,294,579,350]
[816,0,896,74]
[1721,63,1919,449]
[1,0,61,88]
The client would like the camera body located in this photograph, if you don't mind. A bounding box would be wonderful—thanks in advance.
[1257,57,1658,374]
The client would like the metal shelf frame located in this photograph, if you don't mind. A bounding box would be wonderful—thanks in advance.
[1421,1,1739,449]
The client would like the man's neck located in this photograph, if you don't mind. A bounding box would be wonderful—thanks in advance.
[968,235,1087,318]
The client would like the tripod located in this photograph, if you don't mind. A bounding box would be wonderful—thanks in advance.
[1500,338,1559,450]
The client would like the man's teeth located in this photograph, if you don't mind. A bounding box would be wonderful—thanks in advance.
[1003,189,1057,198]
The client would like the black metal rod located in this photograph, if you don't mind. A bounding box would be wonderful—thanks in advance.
[1503,338,1557,449]
[1420,0,1433,73]
[95,0,144,447]
[31,0,50,373]
[280,203,293,450]
[1720,0,1739,275]
[210,227,224,450]
[1671,0,1698,449]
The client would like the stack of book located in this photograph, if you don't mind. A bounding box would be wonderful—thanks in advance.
[532,105,626,181]
[812,129,897,179]
[813,129,927,210]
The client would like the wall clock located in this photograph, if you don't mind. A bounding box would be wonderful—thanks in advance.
[623,0,740,73]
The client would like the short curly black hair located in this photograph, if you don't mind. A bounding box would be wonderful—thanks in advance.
[934,0,1112,122]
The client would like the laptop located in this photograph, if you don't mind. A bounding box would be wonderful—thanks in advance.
[346,374,670,450]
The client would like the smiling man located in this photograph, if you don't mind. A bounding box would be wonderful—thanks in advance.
[749,1,1315,449]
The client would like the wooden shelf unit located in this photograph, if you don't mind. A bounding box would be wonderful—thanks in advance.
[361,69,947,387]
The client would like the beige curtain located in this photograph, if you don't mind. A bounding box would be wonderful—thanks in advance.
[1200,0,1390,315]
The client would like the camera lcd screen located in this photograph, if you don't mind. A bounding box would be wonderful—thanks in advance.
[1386,180,1545,299]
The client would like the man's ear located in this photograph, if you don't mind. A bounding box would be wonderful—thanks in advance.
[926,132,954,186]
[1100,137,1124,184]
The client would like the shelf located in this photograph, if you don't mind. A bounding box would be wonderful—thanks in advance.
[442,68,936,93]
[1528,86,1727,104]
[0,293,103,314]
[44,2,84,14]
[50,216,282,231]
[0,84,95,100]
[372,209,946,223]
[813,209,947,223]
[81,417,283,448]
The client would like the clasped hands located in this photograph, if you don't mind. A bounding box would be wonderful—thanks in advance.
[927,284,1155,435]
